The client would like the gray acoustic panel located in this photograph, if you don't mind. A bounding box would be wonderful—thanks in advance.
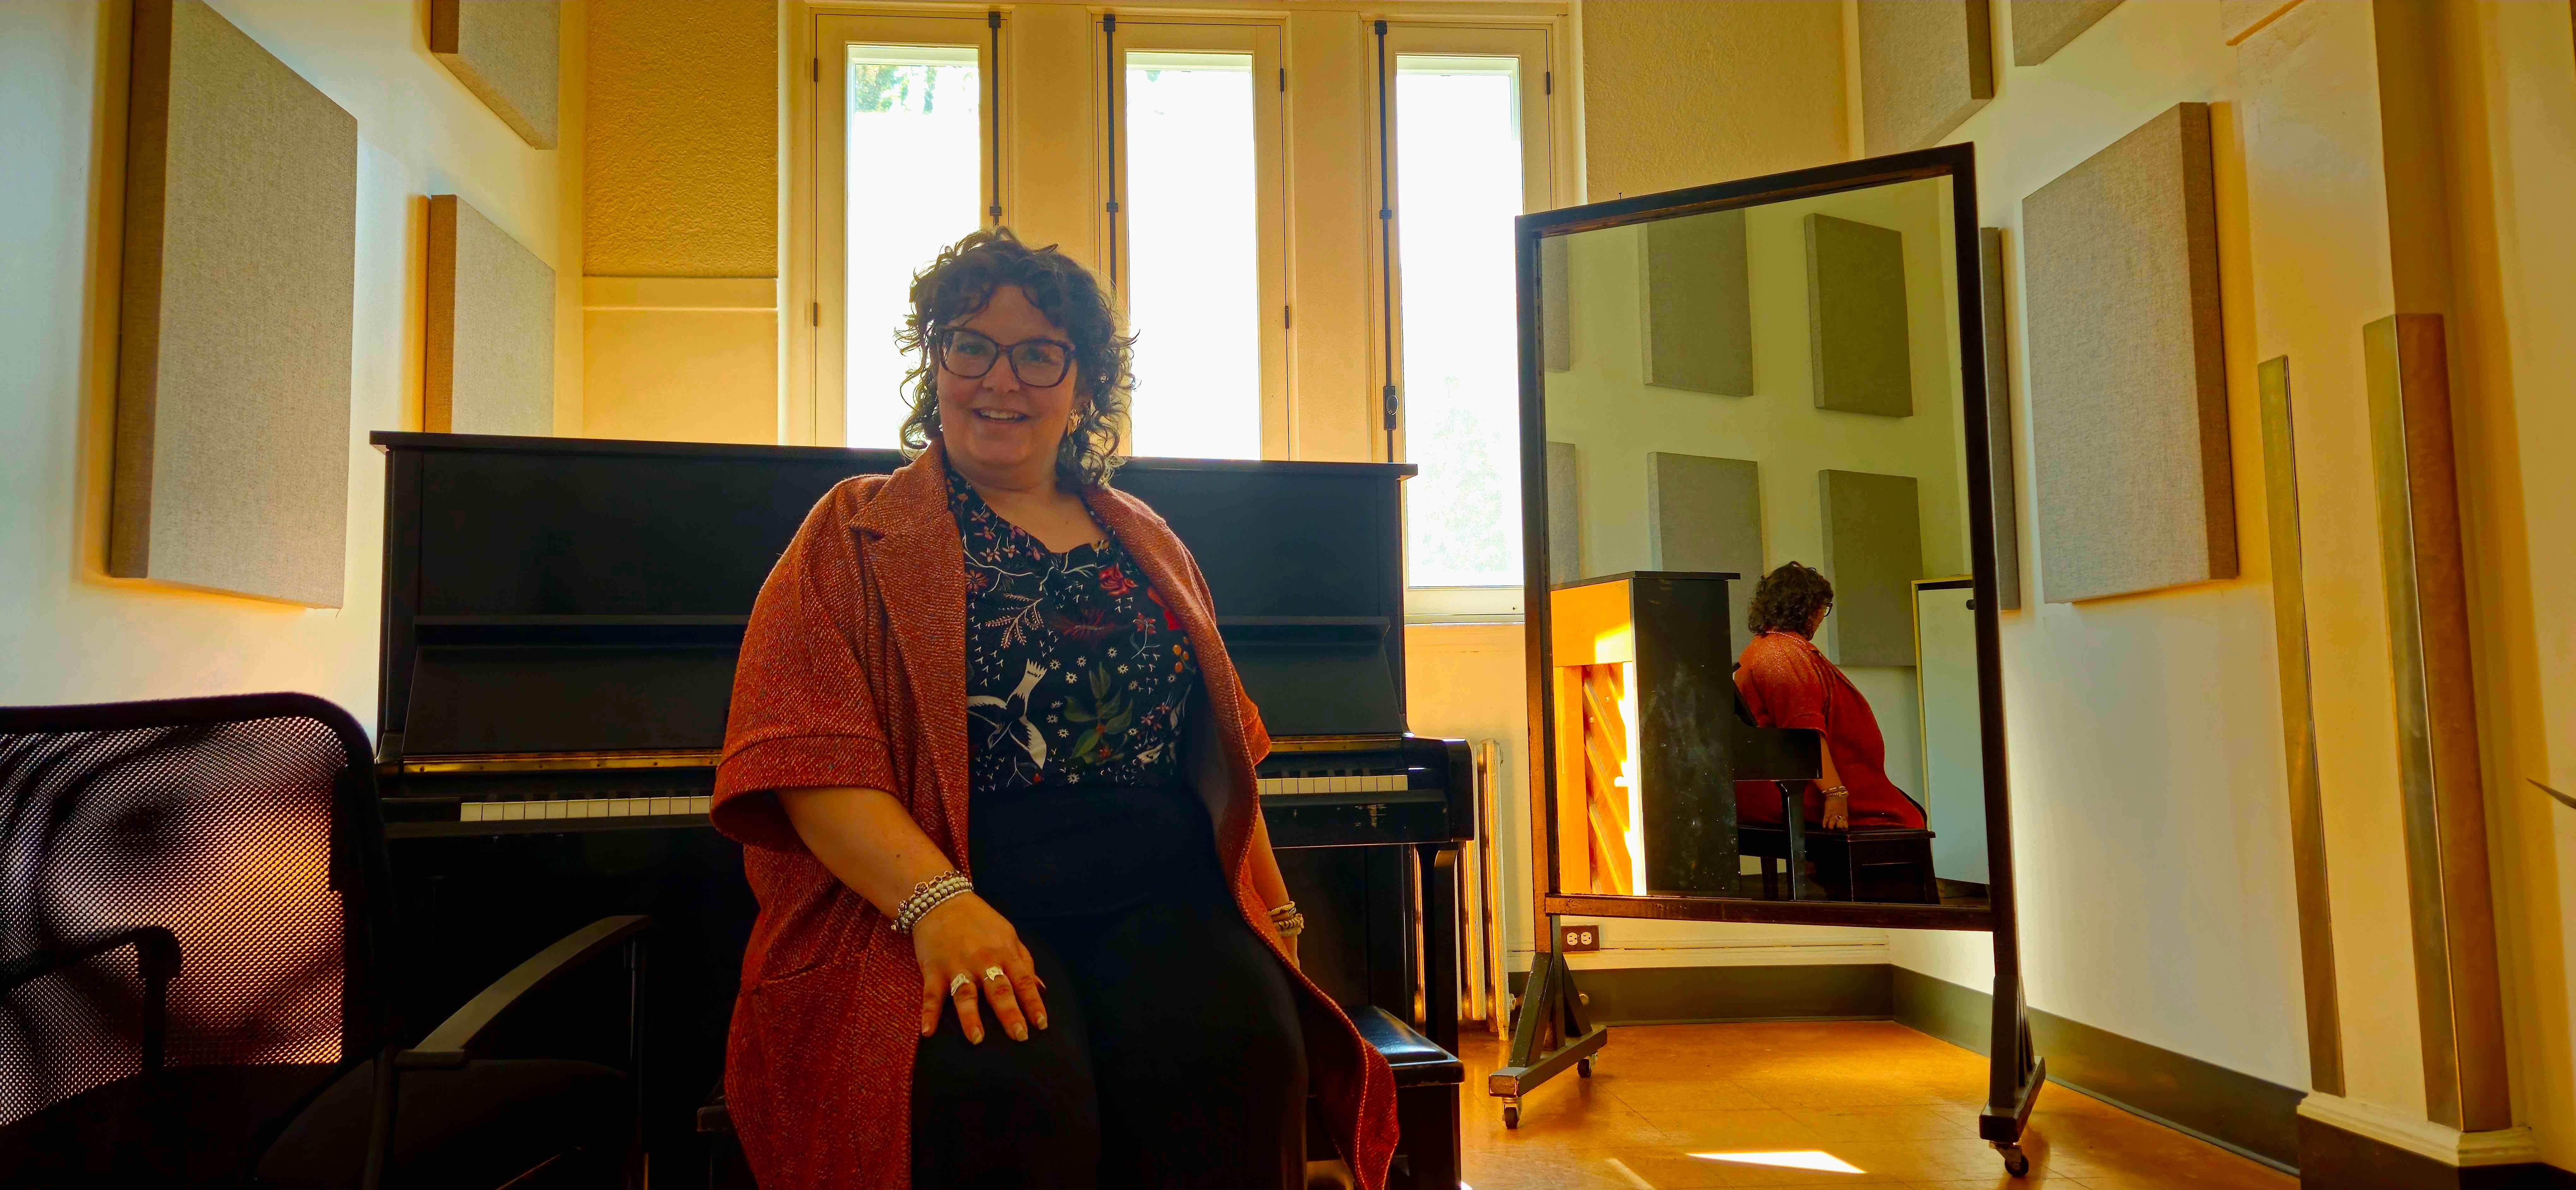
[111,0,356,607]
[1979,227,2022,610]
[427,195,555,436]
[1640,209,1753,396]
[1858,0,1995,154]
[2023,103,2235,603]
[1546,441,1581,584]
[1805,214,1914,418]
[1819,470,1923,667]
[431,0,560,148]
[1541,234,1571,372]
[2012,0,2124,65]
[1648,453,1764,634]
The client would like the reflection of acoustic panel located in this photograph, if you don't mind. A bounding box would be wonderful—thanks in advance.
[1541,234,1571,372]
[431,0,560,148]
[2023,103,2235,602]
[1819,470,1923,667]
[1547,441,1582,583]
[111,0,356,608]
[1805,214,1914,417]
[1640,209,1753,396]
[1647,453,1763,632]
[427,195,556,436]
[2012,0,2123,65]
[1979,228,2022,610]
[1857,0,1994,154]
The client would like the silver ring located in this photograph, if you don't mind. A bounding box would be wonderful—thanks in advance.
[948,973,974,996]
[983,965,1008,983]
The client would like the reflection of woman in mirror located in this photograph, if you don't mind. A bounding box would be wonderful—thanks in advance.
[1733,563,1928,832]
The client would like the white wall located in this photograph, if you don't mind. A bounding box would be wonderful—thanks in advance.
[0,2,583,722]
[1881,0,2312,1095]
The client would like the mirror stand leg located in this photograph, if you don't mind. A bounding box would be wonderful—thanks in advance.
[1977,972,2045,1177]
[1488,916,1610,1129]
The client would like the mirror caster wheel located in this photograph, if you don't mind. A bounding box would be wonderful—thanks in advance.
[1577,1057,1593,1078]
[1995,1143,2029,1177]
[1501,1100,1521,1129]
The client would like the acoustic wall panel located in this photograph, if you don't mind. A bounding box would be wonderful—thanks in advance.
[1818,470,1923,667]
[1640,209,1753,396]
[1647,453,1764,634]
[427,195,556,436]
[1541,234,1571,372]
[1805,214,1914,418]
[431,0,560,148]
[112,0,356,607]
[1980,228,2023,610]
[1546,441,1582,584]
[2012,0,2124,65]
[1858,0,1995,154]
[2023,103,2235,603]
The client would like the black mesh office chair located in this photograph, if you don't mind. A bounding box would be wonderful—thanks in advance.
[0,693,649,1188]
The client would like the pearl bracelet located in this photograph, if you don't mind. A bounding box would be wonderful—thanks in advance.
[893,870,974,934]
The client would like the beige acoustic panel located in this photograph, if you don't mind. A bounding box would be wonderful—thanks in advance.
[1818,470,1923,667]
[431,0,559,148]
[1640,209,1753,396]
[1541,234,1571,372]
[1979,228,2022,610]
[427,195,555,436]
[1806,214,1914,418]
[112,0,355,607]
[2012,0,2124,65]
[1647,453,1764,633]
[1546,441,1581,584]
[2023,103,2235,603]
[1858,0,1995,154]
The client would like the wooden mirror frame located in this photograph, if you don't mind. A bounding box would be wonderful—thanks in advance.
[1515,143,2015,935]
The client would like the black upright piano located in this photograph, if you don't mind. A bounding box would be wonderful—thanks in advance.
[368,432,1474,1181]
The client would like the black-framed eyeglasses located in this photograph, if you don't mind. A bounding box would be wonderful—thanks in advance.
[938,328,1077,389]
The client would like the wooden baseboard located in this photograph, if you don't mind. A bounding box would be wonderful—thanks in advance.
[1892,967,2304,1170]
[1505,962,1892,1025]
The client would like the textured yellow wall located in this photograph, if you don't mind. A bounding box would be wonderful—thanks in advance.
[585,0,776,277]
[1579,0,1849,200]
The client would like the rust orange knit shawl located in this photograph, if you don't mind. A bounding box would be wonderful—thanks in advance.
[709,444,1398,1189]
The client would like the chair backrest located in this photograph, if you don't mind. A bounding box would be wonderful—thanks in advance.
[0,693,389,1127]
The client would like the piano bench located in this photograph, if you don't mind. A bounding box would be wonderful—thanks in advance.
[695,1007,1467,1189]
[1739,826,1940,904]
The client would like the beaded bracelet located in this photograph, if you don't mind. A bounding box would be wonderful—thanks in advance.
[892,870,974,934]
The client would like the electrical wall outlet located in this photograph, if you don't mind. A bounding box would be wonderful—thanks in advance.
[1559,923,1601,953]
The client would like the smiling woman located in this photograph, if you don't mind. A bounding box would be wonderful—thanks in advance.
[704,229,1399,1189]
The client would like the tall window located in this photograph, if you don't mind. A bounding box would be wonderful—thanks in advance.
[845,45,983,447]
[811,13,997,449]
[1392,51,1536,593]
[1109,23,1285,460]
[1123,52,1260,459]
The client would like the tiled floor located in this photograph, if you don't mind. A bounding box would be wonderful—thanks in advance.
[1452,1021,2297,1189]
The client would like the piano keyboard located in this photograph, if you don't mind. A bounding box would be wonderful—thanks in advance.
[459,795,713,822]
[1256,773,1411,796]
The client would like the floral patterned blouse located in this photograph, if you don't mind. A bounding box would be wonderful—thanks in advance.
[950,466,1200,794]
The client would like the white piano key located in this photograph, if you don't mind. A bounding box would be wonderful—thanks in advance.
[461,802,485,823]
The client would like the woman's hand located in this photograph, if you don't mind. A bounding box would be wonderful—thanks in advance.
[912,893,1048,1044]
[1820,790,1851,831]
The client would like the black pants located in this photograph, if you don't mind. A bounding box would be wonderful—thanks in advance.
[911,785,1306,1190]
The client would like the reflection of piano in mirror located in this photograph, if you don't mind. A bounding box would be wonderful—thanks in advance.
[368,432,1472,1174]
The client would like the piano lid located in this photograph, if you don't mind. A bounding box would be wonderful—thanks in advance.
[374,433,1421,757]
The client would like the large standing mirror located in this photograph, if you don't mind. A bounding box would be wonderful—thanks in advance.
[1499,145,2042,1169]
[1518,145,2011,928]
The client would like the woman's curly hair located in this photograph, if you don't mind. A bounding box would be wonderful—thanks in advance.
[894,227,1136,490]
[1747,562,1835,638]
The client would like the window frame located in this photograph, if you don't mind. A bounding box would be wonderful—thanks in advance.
[1101,18,1291,461]
[1374,24,1562,621]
